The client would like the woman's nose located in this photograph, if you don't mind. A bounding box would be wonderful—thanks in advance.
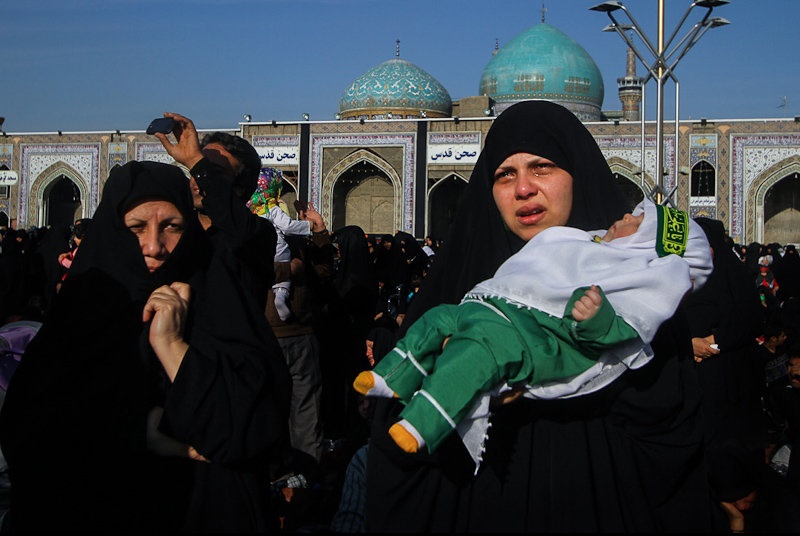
[140,227,164,257]
[515,171,540,197]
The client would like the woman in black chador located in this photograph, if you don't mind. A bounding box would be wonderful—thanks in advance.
[684,217,767,531]
[0,161,291,532]
[365,101,715,532]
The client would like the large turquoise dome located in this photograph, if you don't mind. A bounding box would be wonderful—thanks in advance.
[339,58,452,120]
[479,23,604,121]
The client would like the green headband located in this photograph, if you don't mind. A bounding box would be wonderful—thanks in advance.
[655,204,689,257]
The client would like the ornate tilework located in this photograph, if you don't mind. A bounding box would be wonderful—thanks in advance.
[731,134,800,240]
[596,135,676,192]
[19,144,101,228]
[135,143,172,164]
[0,145,12,169]
[108,142,127,171]
[339,59,451,115]
[311,133,416,233]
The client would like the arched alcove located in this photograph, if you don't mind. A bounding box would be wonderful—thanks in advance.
[612,172,645,211]
[330,159,395,234]
[278,176,299,219]
[608,158,647,210]
[763,172,800,245]
[325,151,400,234]
[29,164,89,228]
[752,158,800,245]
[428,174,468,241]
[45,175,82,231]
[691,160,715,198]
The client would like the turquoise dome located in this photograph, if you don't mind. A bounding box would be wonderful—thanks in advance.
[339,58,452,119]
[479,23,604,121]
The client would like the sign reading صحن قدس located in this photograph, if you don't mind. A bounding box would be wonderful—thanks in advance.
[0,170,18,185]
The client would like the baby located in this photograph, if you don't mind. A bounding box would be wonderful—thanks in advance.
[248,168,312,321]
[354,200,712,469]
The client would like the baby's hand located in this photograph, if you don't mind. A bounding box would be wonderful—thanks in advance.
[572,285,602,322]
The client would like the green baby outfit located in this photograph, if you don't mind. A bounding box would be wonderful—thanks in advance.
[375,286,638,454]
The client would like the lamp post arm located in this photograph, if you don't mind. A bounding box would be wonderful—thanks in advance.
[661,0,704,54]
[609,26,658,78]
[617,3,660,59]
[607,10,660,60]
[665,19,706,65]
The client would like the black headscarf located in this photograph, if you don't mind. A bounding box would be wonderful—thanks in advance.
[685,218,763,341]
[0,161,207,531]
[332,225,376,300]
[401,100,629,334]
[67,161,208,303]
[388,231,427,289]
[0,161,290,532]
[684,218,766,457]
[366,101,719,533]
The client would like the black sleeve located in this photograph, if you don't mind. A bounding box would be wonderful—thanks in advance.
[190,158,263,250]
[190,158,277,308]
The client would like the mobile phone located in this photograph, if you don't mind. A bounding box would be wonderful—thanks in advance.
[146,117,176,135]
[294,200,309,213]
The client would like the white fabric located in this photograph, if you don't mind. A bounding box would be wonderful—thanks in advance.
[265,204,312,263]
[455,201,712,466]
[468,199,711,345]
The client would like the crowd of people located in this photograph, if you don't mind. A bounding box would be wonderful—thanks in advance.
[0,101,799,532]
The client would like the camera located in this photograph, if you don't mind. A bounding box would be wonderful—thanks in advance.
[146,117,176,135]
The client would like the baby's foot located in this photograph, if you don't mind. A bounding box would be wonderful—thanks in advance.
[352,371,397,398]
[389,419,426,453]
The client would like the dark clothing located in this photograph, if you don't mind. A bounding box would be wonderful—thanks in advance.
[266,230,334,462]
[190,158,278,310]
[765,381,800,484]
[0,230,35,324]
[366,101,714,532]
[317,226,377,439]
[0,161,290,532]
[686,219,767,451]
[266,230,335,339]
[777,246,800,302]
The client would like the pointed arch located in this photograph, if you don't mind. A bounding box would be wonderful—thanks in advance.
[607,157,646,210]
[690,160,716,198]
[278,174,299,219]
[751,157,800,245]
[427,172,468,240]
[323,149,401,233]
[28,162,90,228]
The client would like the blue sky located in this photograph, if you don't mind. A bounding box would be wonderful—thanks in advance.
[3,0,798,133]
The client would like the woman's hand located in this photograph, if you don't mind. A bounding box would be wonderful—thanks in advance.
[692,335,720,363]
[719,500,745,533]
[152,112,204,171]
[143,282,191,381]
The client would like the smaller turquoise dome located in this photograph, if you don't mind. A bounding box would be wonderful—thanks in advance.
[479,23,604,120]
[339,58,452,118]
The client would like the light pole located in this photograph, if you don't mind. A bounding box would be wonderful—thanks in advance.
[590,0,730,206]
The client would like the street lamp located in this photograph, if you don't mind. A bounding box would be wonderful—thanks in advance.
[591,0,729,206]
